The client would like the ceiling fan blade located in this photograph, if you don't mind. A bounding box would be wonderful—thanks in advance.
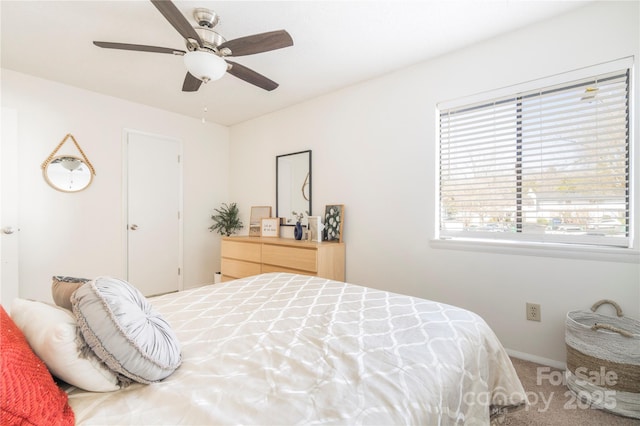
[93,41,185,55]
[150,0,202,47]
[218,30,293,57]
[226,61,279,91]
[182,72,203,92]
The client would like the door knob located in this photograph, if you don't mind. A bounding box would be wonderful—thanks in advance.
[130,224,139,231]
[2,226,15,235]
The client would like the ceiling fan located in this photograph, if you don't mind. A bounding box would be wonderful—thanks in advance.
[93,0,293,92]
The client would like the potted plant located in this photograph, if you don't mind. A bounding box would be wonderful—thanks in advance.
[209,203,243,236]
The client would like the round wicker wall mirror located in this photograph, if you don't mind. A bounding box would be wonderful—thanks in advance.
[43,155,93,193]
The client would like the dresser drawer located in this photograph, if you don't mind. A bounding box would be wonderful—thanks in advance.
[221,240,261,262]
[261,264,316,277]
[221,258,261,279]
[262,244,317,272]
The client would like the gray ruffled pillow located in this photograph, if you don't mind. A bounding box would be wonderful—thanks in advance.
[71,277,182,384]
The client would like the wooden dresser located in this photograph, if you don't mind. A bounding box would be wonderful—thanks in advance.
[221,236,345,282]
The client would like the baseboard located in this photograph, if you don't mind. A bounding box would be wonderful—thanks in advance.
[183,282,215,290]
[506,348,566,370]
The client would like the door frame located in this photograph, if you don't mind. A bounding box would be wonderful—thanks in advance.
[1,107,20,307]
[122,129,184,292]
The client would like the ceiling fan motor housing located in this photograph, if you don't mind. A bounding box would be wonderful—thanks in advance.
[194,8,219,28]
[193,27,226,51]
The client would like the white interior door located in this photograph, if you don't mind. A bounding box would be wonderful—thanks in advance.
[1,107,20,308]
[126,131,182,296]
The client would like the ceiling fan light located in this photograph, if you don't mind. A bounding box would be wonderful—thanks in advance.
[183,51,226,82]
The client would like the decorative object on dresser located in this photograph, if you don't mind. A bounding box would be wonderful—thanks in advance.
[292,211,306,240]
[324,204,344,242]
[220,236,345,282]
[209,203,243,236]
[260,218,280,237]
[307,216,324,242]
[249,206,272,237]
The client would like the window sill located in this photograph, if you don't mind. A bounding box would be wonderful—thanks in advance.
[430,238,640,264]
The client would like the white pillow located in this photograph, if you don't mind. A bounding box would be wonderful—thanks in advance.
[71,277,182,384]
[10,298,120,392]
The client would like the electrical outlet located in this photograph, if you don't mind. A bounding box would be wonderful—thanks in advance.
[526,303,541,321]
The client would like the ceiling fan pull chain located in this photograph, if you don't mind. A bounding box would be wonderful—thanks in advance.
[41,133,96,175]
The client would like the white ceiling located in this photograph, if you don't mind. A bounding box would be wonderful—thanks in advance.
[1,1,590,126]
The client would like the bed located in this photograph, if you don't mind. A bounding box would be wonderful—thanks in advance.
[3,272,527,425]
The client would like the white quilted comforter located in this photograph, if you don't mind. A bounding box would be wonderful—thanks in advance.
[67,273,526,425]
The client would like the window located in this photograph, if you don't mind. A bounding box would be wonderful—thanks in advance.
[437,61,632,249]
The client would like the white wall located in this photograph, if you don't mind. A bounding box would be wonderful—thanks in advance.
[1,70,230,302]
[229,2,640,365]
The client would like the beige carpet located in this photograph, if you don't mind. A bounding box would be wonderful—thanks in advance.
[503,357,639,425]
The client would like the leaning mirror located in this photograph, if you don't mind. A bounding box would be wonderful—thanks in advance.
[43,155,93,193]
[276,150,311,225]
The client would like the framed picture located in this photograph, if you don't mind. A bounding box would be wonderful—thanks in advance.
[261,218,280,237]
[250,206,271,236]
[308,216,324,243]
[323,204,344,242]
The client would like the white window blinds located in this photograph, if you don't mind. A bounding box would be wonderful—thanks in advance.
[438,67,630,248]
